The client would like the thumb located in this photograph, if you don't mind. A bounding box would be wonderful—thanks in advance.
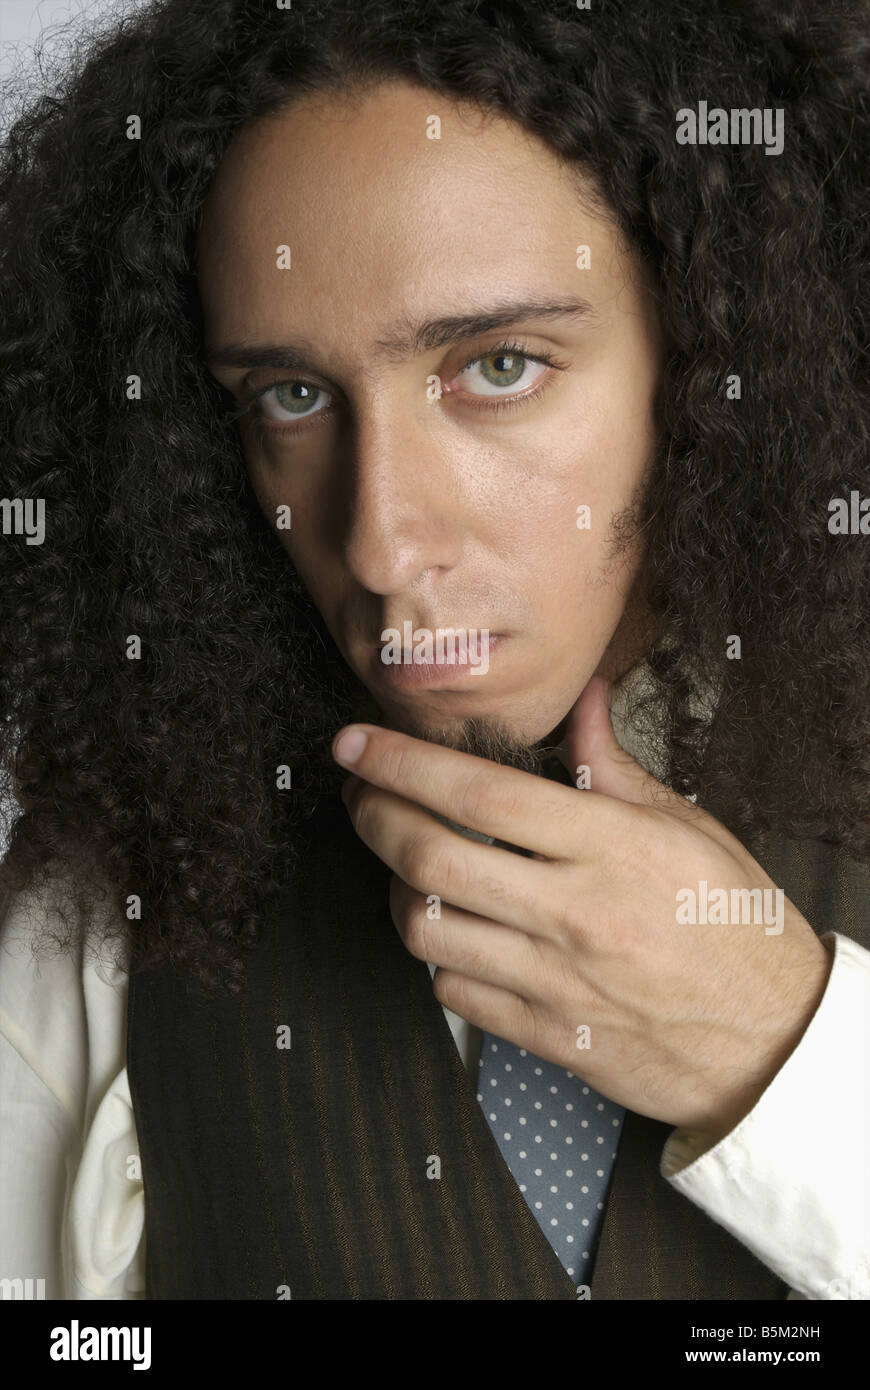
[556,674,656,804]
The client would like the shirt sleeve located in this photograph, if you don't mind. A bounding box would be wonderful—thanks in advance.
[0,1025,72,1300]
[0,877,144,1299]
[660,931,870,1300]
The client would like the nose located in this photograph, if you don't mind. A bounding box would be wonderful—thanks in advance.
[340,401,464,595]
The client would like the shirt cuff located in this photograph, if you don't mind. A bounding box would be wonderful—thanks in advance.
[660,932,870,1299]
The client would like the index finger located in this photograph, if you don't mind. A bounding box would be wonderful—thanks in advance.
[331,722,611,859]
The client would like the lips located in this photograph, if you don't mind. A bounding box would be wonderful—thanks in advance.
[378,634,497,664]
[372,632,504,689]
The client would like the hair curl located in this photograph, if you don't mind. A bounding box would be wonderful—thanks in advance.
[1,0,868,993]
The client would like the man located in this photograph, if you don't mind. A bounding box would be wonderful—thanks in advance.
[1,0,868,1300]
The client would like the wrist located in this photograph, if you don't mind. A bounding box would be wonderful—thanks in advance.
[699,936,833,1144]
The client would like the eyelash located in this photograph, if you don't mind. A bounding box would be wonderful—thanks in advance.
[227,339,569,445]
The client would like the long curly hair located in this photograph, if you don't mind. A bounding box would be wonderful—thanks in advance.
[1,0,867,993]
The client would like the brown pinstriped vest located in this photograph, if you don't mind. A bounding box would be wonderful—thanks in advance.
[127,786,869,1300]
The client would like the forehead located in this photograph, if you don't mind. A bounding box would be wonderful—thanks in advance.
[195,79,625,350]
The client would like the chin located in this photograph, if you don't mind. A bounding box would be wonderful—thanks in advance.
[384,683,553,733]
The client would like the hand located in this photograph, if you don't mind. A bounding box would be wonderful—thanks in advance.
[332,677,832,1136]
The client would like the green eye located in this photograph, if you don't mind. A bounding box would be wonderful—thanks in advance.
[477,352,527,387]
[458,345,554,398]
[273,381,325,415]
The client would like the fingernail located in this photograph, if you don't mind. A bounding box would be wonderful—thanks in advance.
[334,728,368,764]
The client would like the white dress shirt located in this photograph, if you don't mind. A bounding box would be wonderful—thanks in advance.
[1,670,869,1301]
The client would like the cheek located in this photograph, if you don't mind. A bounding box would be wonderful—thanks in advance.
[242,430,336,538]
[511,422,647,572]
[241,448,317,586]
[515,423,650,634]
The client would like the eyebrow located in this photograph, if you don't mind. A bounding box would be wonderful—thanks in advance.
[204,296,598,372]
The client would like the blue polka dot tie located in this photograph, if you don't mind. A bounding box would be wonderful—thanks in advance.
[428,807,626,1287]
[476,1032,625,1287]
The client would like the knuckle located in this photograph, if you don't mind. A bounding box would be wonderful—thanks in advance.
[401,830,448,888]
[526,930,553,980]
[542,792,580,837]
[548,878,580,947]
[379,740,414,788]
[519,994,544,1052]
[455,766,515,830]
[459,936,490,979]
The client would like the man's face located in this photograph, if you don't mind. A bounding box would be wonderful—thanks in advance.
[197,79,663,760]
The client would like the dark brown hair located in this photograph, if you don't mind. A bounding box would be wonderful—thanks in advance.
[1,0,867,991]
